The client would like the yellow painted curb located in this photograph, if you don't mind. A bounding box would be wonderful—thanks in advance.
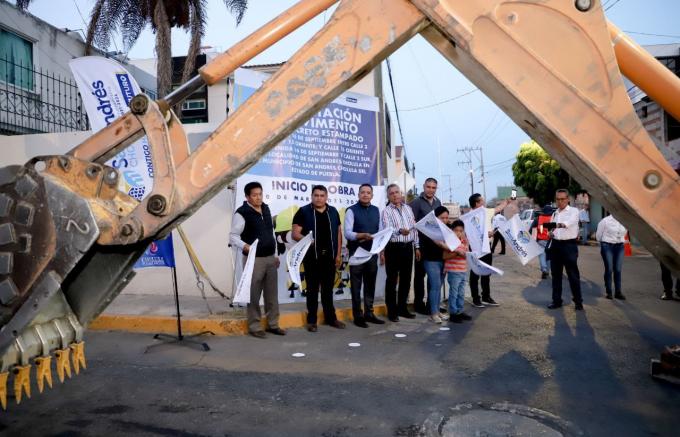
[90,304,389,336]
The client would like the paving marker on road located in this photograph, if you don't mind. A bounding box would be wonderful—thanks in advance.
[291,353,305,358]
[394,334,407,338]
[348,343,361,347]
[439,327,451,331]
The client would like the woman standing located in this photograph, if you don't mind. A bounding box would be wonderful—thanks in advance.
[595,214,627,300]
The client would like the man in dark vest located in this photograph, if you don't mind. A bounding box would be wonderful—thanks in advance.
[344,184,386,328]
[409,178,441,315]
[292,185,346,332]
[229,181,286,338]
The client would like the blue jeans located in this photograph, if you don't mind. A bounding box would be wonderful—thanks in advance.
[600,242,624,295]
[537,239,550,273]
[447,271,467,315]
[423,260,444,315]
[581,222,589,244]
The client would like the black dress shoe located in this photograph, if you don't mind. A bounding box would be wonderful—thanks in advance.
[547,303,562,309]
[354,319,369,328]
[249,331,266,339]
[458,312,472,321]
[307,324,318,332]
[388,315,399,322]
[266,327,286,336]
[614,293,626,300]
[365,314,385,324]
[327,320,346,329]
[399,311,416,319]
[605,293,613,299]
[415,307,430,316]
[574,303,584,311]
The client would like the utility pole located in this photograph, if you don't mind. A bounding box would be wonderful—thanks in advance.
[458,146,482,197]
[443,174,453,203]
[478,148,487,200]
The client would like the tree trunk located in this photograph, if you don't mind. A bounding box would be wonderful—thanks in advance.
[154,0,172,98]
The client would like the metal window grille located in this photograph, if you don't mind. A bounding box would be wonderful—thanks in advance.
[0,56,90,135]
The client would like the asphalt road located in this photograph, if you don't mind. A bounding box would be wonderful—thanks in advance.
[2,246,679,436]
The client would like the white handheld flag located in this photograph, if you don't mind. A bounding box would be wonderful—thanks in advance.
[461,207,490,255]
[370,227,394,253]
[69,57,155,201]
[466,252,504,276]
[233,240,259,304]
[349,247,373,266]
[497,214,544,265]
[348,227,395,265]
[287,233,313,285]
[415,211,461,251]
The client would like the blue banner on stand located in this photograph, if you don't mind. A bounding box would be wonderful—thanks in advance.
[135,234,176,268]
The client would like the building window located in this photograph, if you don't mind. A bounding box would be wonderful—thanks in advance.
[0,28,34,89]
[666,111,680,142]
[182,99,206,110]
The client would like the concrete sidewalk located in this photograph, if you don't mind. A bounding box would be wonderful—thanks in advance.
[90,293,389,335]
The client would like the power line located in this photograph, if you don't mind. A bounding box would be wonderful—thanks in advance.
[398,89,479,112]
[385,58,407,153]
[605,0,622,12]
[622,30,680,40]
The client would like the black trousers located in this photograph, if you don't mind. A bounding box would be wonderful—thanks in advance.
[550,240,583,305]
[469,253,493,301]
[491,231,506,253]
[350,255,378,320]
[413,258,427,309]
[384,242,414,318]
[660,262,680,292]
[303,255,337,325]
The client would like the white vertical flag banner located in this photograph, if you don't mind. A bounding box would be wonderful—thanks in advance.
[233,240,259,304]
[415,211,461,251]
[287,234,313,286]
[69,56,154,201]
[467,252,504,276]
[497,215,544,265]
[460,207,490,255]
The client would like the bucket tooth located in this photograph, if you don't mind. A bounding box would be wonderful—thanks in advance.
[54,348,72,383]
[35,356,53,393]
[69,342,86,374]
[0,372,8,410]
[12,365,31,404]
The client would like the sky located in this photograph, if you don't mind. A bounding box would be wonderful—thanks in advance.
[17,0,680,205]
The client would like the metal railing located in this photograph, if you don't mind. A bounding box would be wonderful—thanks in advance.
[0,57,90,135]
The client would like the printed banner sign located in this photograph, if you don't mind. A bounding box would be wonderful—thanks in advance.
[233,68,385,303]
[70,56,175,269]
[415,211,461,251]
[287,234,313,286]
[460,207,491,255]
[466,252,504,276]
[233,239,259,304]
[70,57,154,201]
[134,234,176,268]
[497,214,544,265]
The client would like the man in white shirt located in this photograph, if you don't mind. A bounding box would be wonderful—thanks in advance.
[596,214,627,300]
[547,189,583,310]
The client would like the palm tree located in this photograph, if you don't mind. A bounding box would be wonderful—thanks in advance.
[17,0,248,98]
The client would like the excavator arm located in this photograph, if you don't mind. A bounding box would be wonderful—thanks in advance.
[1,0,678,408]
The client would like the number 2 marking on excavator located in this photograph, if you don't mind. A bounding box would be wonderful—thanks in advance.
[66,219,90,234]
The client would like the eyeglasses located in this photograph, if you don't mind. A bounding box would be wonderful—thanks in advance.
[556,197,569,201]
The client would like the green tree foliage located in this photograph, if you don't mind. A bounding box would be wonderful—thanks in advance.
[512,140,580,206]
